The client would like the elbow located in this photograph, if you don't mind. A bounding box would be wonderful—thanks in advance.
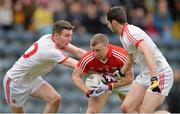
[129,77,133,84]
[72,74,77,82]
[72,73,81,84]
[72,75,79,87]
[125,70,134,84]
[126,75,134,85]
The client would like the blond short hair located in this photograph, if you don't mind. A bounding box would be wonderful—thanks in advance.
[90,33,109,47]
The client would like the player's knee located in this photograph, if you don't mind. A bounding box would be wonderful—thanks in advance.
[53,94,61,105]
[87,107,100,113]
[48,93,61,105]
[121,104,128,113]
[121,103,132,113]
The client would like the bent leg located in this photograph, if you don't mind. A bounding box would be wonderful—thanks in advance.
[31,82,61,113]
[139,91,165,113]
[86,92,110,114]
[121,82,147,113]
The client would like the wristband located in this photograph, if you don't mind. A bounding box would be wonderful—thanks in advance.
[108,83,113,90]
[150,76,158,82]
[86,90,91,98]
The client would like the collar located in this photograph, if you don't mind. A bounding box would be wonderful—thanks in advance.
[51,36,55,43]
[99,45,112,63]
[99,58,108,64]
[120,23,128,37]
[51,36,58,49]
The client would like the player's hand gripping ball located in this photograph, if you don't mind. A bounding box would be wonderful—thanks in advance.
[85,73,105,97]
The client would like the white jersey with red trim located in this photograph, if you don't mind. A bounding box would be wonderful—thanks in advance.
[120,24,171,75]
[6,34,68,85]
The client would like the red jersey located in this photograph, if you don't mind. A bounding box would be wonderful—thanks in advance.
[77,44,128,74]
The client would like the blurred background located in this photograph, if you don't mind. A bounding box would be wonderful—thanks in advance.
[0,0,180,113]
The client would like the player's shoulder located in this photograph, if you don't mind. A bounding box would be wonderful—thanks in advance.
[82,51,93,58]
[37,34,52,44]
[77,51,94,69]
[38,34,52,41]
[126,24,143,34]
[109,44,128,56]
[37,39,64,58]
[109,44,123,49]
[37,34,56,49]
[109,44,126,52]
[79,51,94,62]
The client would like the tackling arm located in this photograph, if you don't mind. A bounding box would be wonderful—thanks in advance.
[72,66,88,94]
[61,57,78,68]
[112,66,134,89]
[65,44,87,59]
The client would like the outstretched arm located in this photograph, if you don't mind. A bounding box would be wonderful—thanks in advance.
[65,44,87,59]
[61,57,78,68]
[112,66,134,89]
[72,66,88,94]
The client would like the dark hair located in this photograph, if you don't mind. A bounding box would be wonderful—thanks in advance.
[90,33,109,47]
[106,6,127,24]
[52,20,74,34]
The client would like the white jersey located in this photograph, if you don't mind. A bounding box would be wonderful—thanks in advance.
[119,23,171,75]
[6,34,68,86]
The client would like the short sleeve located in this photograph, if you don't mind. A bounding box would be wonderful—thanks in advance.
[46,49,69,64]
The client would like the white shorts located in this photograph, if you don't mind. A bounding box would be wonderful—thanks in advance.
[111,84,132,95]
[135,68,174,96]
[3,75,46,107]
